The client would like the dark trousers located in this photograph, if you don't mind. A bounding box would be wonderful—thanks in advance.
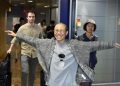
[40,70,47,86]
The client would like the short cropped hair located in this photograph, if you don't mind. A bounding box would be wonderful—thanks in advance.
[26,10,36,17]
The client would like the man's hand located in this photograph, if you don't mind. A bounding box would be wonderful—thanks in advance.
[5,30,16,37]
[7,48,12,54]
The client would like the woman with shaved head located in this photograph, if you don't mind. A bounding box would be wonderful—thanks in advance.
[5,23,120,86]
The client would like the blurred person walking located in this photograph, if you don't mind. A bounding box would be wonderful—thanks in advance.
[7,10,42,86]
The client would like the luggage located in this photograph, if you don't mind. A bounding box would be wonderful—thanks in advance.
[0,54,11,86]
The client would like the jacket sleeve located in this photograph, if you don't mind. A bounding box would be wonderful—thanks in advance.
[84,41,115,52]
[11,37,17,44]
[16,32,44,48]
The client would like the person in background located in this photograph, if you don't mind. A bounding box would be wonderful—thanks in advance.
[13,17,25,33]
[7,10,42,86]
[46,20,55,39]
[77,19,98,86]
[38,19,47,38]
[38,19,47,86]
[5,23,120,86]
[12,17,25,62]
[77,19,98,70]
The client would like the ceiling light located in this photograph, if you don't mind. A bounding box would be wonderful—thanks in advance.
[44,5,50,8]
[27,0,33,2]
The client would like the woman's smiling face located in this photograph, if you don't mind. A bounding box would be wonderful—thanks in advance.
[54,23,68,43]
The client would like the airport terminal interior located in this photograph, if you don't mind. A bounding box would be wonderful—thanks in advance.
[0,0,120,86]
